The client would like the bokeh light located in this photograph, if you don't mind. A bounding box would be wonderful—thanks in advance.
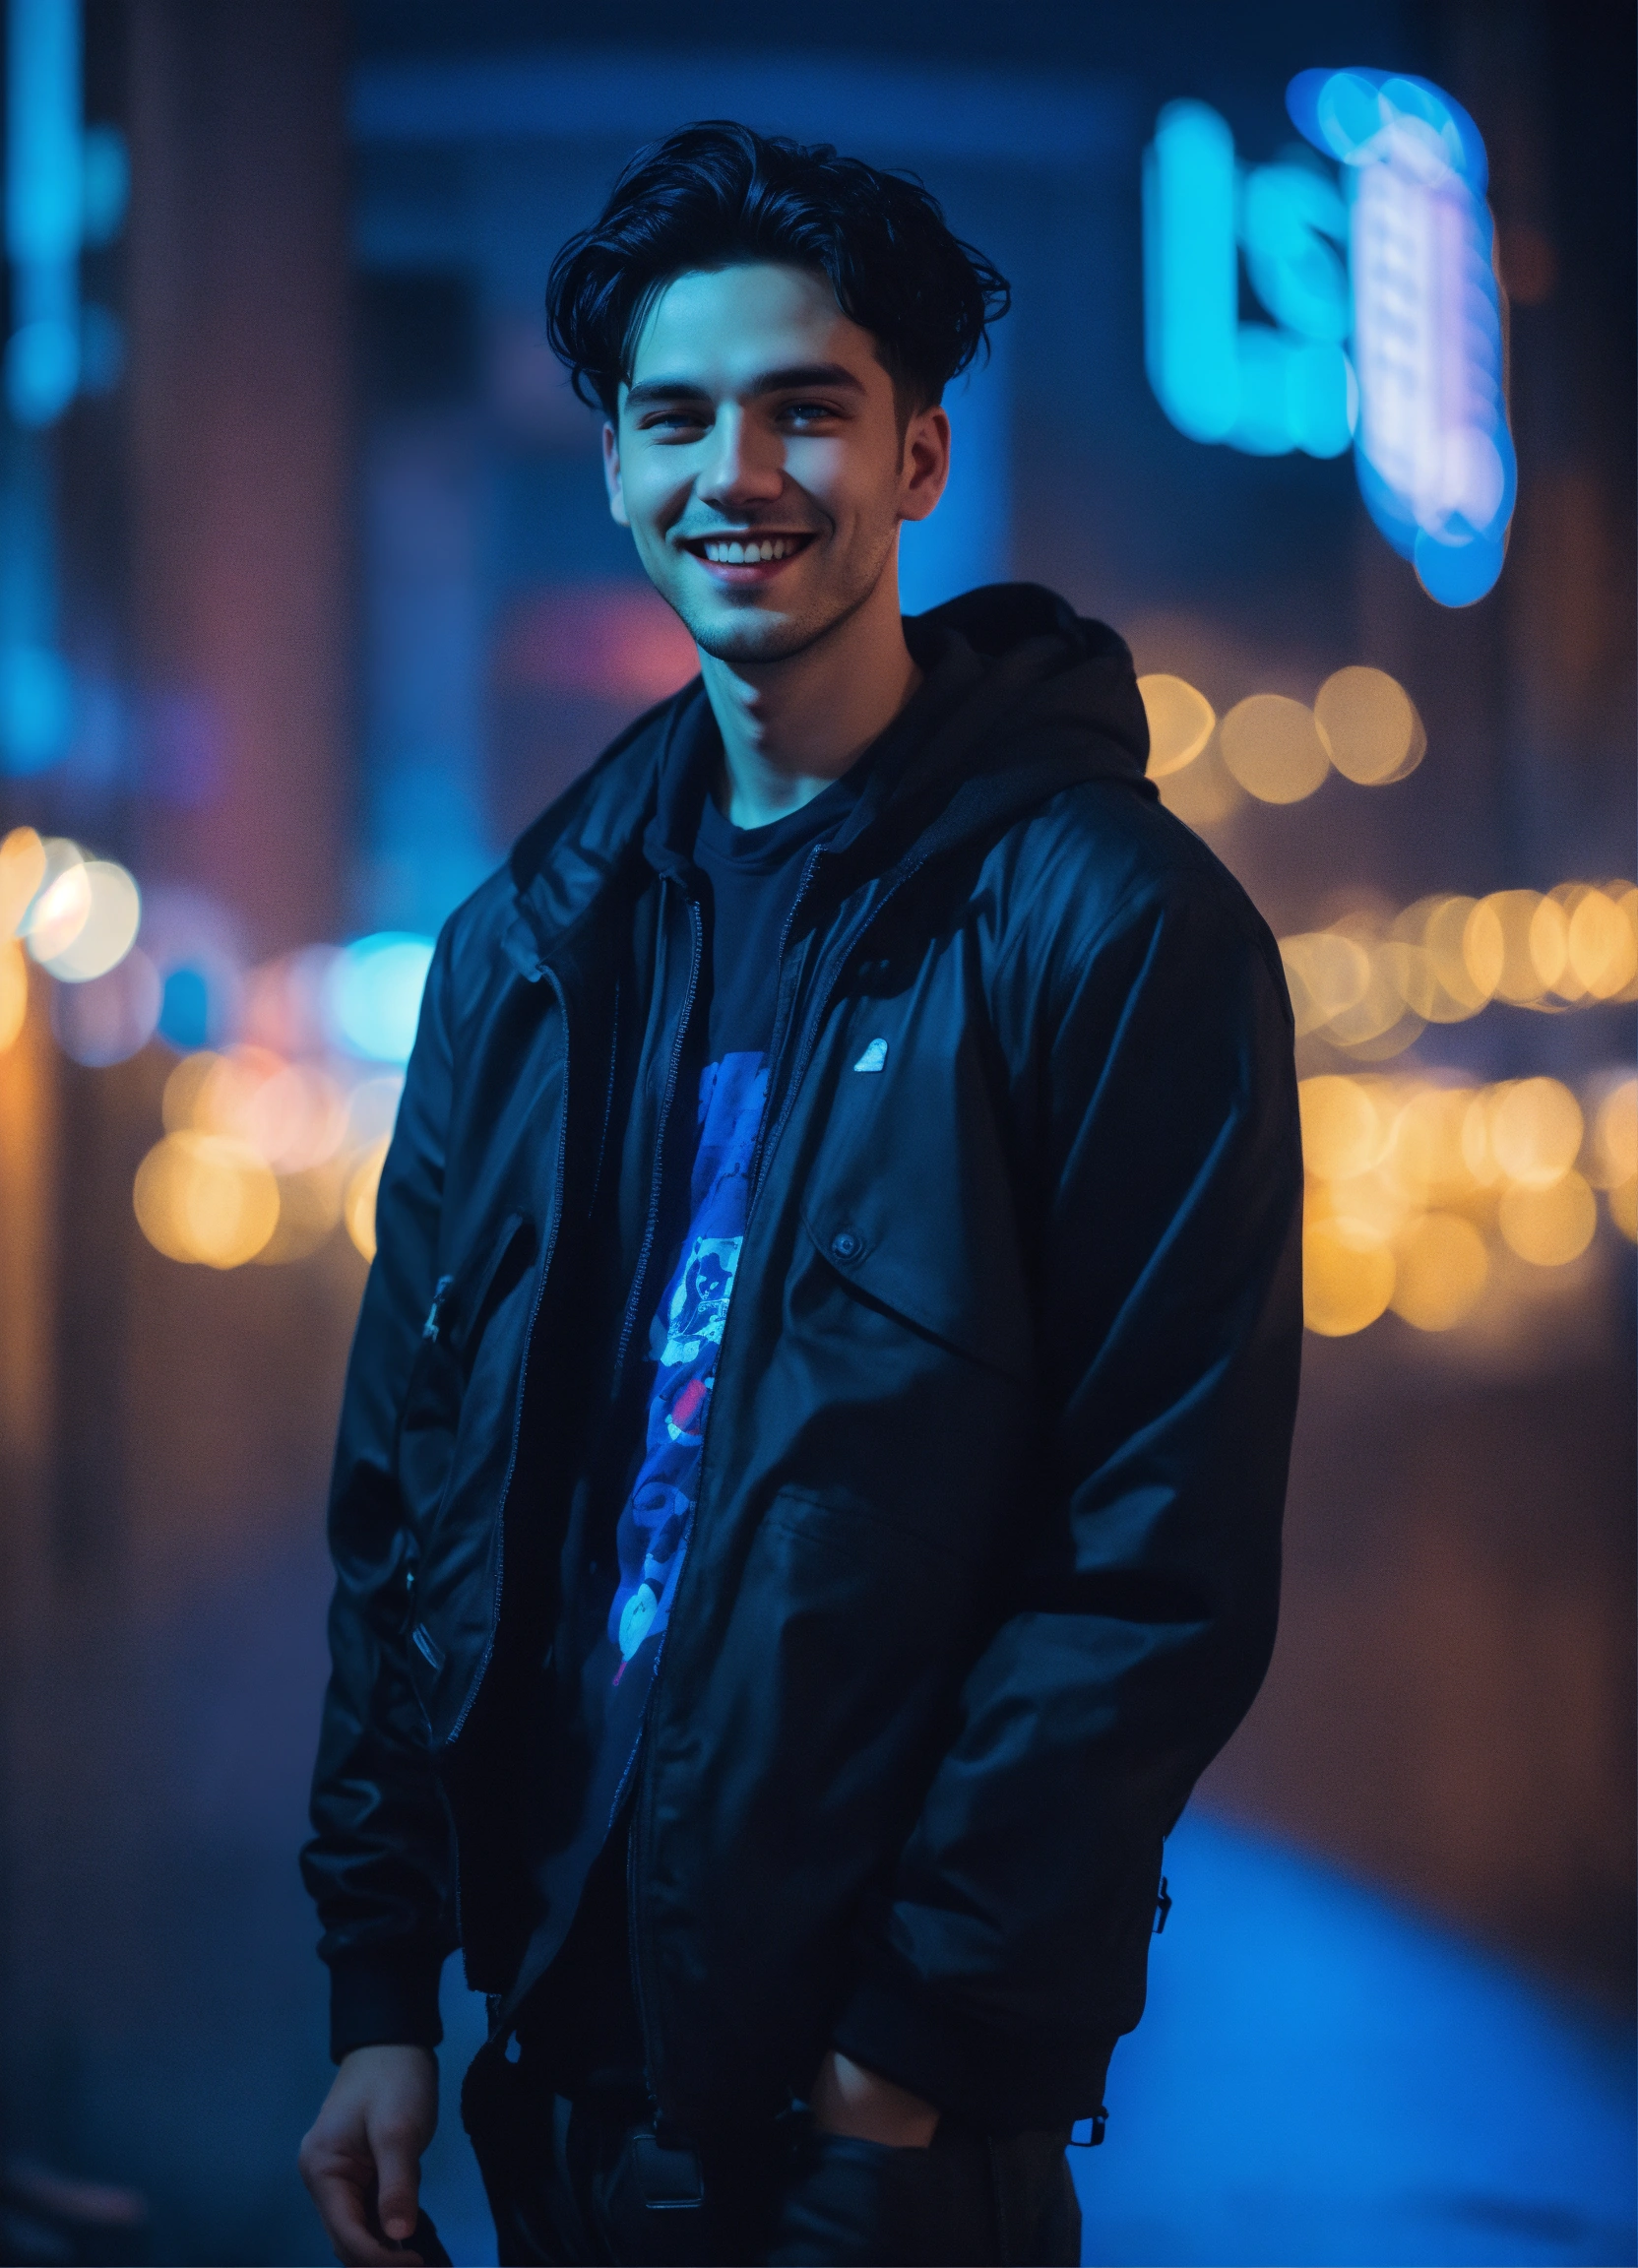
[345,1073,406,1152]
[208,1049,346,1172]
[0,824,46,930]
[1303,1218,1395,1336]
[139,887,248,1052]
[346,1136,390,1262]
[1465,891,1544,1005]
[1390,1211,1488,1330]
[1389,895,1489,1019]
[239,1061,347,1172]
[241,945,341,1057]
[1297,1066,1624,1337]
[1527,893,1569,994]
[133,1130,281,1268]
[1383,1083,1477,1205]
[1562,888,1638,999]
[1298,1074,1387,1178]
[325,933,434,1062]
[1154,731,1244,827]
[158,956,237,1051]
[161,1048,220,1132]
[141,1041,392,1265]
[22,842,91,962]
[1220,693,1331,803]
[1589,1077,1637,1242]
[1322,937,1423,1056]
[1314,665,1425,785]
[50,948,161,1065]
[1282,880,1635,1051]
[1281,931,1372,1037]
[1590,1077,1637,1186]
[36,858,141,980]
[255,1163,346,1265]
[0,936,27,1051]
[1497,1172,1597,1268]
[1486,1078,1583,1187]
[1139,672,1217,776]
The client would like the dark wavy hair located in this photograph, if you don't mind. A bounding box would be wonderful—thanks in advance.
[545,120,1011,418]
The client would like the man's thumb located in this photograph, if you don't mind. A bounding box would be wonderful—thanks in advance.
[373,2125,422,2243]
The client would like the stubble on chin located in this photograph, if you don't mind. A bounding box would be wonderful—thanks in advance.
[664,548,893,668]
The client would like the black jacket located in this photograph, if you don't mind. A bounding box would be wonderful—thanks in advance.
[303,584,1303,2134]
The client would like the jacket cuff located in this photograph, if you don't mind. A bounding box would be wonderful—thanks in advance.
[327,1949,446,2063]
[831,1954,1115,2133]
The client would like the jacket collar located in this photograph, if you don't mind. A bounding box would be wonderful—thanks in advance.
[504,582,1153,969]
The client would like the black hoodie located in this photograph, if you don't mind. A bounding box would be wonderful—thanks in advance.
[303,585,1303,2135]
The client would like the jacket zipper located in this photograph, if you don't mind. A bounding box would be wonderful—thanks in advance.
[616,886,704,2113]
[611,886,703,1387]
[587,981,620,1217]
[422,1275,456,1342]
[444,968,572,1747]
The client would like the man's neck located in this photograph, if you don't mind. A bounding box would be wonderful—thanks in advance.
[698,571,922,830]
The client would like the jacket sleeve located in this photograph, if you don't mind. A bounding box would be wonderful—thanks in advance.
[301,924,461,2060]
[832,867,1303,2128]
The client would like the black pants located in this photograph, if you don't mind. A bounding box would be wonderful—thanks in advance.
[462,2047,1082,2266]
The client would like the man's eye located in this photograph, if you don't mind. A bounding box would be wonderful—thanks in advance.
[784,401,840,425]
[643,410,709,434]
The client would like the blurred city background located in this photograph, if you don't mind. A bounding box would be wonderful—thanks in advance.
[0,3,1631,2263]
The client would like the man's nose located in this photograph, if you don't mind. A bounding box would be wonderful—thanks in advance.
[697,408,785,511]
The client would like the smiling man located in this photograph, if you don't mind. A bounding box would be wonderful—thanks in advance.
[299,123,1303,2268]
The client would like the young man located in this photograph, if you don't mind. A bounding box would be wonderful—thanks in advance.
[299,123,1302,2267]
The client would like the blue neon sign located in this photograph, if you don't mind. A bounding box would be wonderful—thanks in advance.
[1143,68,1517,606]
[1144,100,1354,460]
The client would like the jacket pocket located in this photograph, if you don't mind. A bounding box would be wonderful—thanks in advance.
[797,1202,1032,1388]
[397,1209,536,1522]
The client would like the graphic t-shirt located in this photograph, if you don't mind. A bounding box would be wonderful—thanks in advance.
[605,774,864,1698]
[512,761,868,2073]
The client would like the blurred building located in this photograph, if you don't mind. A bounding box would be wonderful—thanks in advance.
[0,3,1631,2261]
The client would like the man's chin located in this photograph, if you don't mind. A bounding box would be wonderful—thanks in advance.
[680,588,876,668]
[689,614,816,665]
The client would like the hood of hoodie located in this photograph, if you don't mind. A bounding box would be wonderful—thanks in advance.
[509,583,1153,949]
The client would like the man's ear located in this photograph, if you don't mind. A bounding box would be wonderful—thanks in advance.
[602,419,630,528]
[898,403,951,527]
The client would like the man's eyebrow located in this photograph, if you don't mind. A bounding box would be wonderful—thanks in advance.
[623,362,867,410]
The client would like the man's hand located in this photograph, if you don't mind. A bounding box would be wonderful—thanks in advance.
[809,2048,939,2147]
[298,2044,438,2265]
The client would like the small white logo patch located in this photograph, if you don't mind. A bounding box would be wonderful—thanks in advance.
[852,1038,889,1073]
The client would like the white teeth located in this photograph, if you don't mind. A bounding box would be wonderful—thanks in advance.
[700,536,799,563]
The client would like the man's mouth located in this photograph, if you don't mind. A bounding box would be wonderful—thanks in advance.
[680,532,817,573]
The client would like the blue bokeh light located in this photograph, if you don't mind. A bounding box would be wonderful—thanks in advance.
[324,932,435,1063]
[0,638,73,771]
[158,963,216,1052]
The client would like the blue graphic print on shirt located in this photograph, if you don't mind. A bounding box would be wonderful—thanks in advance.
[606,1049,768,1679]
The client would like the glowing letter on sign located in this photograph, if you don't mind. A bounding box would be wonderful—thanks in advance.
[1143,99,1240,444]
[1288,68,1516,605]
[1144,99,1355,462]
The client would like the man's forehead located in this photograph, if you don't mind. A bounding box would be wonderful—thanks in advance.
[626,263,881,394]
